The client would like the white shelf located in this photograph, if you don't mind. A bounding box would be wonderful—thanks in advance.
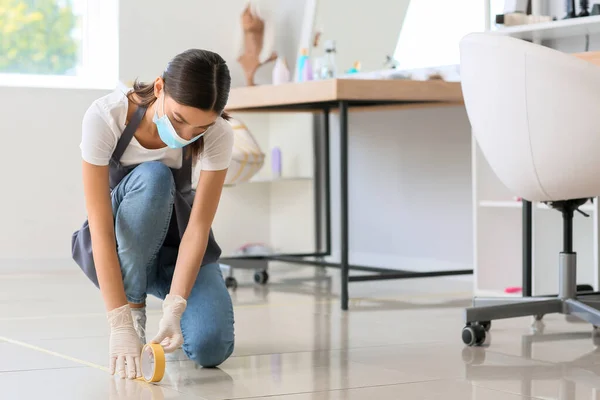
[474,289,523,298]
[479,200,595,212]
[225,176,312,187]
[479,200,522,208]
[252,176,312,183]
[490,15,600,41]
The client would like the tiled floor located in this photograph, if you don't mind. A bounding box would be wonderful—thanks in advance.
[2,263,600,399]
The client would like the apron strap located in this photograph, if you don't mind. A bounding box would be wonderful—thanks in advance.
[175,146,193,193]
[112,105,147,162]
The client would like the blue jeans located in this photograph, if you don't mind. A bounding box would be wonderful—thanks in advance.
[111,161,234,367]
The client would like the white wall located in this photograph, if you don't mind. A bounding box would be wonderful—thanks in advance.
[0,0,315,262]
[0,0,475,277]
[328,107,473,270]
[0,87,106,261]
[0,0,275,263]
[268,113,315,253]
[118,0,309,256]
[119,0,308,87]
[212,112,272,255]
[119,0,246,85]
[259,105,474,271]
[255,0,477,271]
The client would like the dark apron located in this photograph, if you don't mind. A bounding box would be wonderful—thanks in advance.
[71,106,221,288]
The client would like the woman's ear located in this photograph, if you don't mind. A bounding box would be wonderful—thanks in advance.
[153,77,164,98]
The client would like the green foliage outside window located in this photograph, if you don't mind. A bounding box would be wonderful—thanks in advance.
[0,0,80,75]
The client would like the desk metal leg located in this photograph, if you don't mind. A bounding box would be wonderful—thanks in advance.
[313,113,323,253]
[523,200,533,297]
[313,108,332,257]
[323,108,332,255]
[340,101,350,311]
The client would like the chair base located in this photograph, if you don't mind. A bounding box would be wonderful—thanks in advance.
[462,249,600,346]
[462,198,597,346]
[462,296,600,346]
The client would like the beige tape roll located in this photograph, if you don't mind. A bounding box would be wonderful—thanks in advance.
[141,343,166,383]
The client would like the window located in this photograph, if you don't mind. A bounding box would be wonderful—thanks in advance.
[0,0,118,89]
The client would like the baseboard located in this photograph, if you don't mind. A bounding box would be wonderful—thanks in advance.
[0,258,76,271]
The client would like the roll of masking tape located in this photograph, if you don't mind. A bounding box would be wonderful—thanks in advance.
[141,343,165,383]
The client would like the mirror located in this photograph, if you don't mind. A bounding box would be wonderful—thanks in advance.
[305,0,410,78]
[303,0,487,81]
[393,0,486,73]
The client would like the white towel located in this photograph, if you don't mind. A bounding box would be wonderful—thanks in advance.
[234,0,276,65]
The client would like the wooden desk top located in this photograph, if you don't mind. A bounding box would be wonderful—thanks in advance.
[225,78,463,112]
[575,51,600,65]
[225,52,600,113]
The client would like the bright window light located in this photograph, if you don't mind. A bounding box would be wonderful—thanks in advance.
[0,0,118,89]
[393,0,487,70]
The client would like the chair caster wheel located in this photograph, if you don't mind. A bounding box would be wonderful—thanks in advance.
[577,284,594,293]
[462,324,486,346]
[479,321,491,332]
[467,321,491,331]
[531,319,545,334]
[225,277,238,290]
[254,270,269,285]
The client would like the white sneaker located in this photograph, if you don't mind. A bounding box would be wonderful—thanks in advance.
[131,307,147,345]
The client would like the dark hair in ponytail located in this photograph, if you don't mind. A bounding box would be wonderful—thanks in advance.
[127,49,231,158]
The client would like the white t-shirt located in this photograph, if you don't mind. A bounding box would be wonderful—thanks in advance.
[80,88,234,171]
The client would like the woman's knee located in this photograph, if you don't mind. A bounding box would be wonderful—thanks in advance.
[184,330,234,367]
[180,263,235,367]
[130,161,175,201]
[114,161,175,225]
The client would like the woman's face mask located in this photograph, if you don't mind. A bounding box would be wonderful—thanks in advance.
[152,93,205,149]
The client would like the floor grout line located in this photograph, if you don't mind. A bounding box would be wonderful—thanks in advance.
[226,378,544,400]
[222,378,454,400]
[471,382,544,400]
[0,365,87,374]
[1,330,456,362]
[0,335,212,398]
[0,335,110,373]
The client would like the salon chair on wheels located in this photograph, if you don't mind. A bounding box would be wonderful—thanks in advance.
[459,32,600,346]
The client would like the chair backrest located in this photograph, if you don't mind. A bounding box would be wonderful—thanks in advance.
[460,33,600,202]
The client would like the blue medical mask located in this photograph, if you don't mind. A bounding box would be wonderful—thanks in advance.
[152,93,204,149]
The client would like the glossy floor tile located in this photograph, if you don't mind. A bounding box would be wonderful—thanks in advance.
[245,380,530,400]
[0,342,81,372]
[0,366,203,400]
[4,261,600,399]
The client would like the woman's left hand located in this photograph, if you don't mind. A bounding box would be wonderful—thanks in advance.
[151,294,187,353]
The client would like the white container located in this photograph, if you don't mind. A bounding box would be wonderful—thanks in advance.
[272,57,291,85]
[321,40,337,79]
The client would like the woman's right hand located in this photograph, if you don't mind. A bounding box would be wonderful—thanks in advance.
[82,121,141,378]
[107,304,142,379]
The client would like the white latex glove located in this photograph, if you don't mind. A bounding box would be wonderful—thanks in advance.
[151,294,187,353]
[107,304,142,379]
